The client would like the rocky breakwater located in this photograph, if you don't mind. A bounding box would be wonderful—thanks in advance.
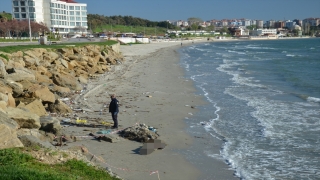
[0,44,124,150]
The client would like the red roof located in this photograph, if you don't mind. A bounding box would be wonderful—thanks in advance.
[59,0,78,3]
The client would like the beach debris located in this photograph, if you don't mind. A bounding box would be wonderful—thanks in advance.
[188,113,193,115]
[146,95,152,98]
[140,139,166,155]
[120,123,159,142]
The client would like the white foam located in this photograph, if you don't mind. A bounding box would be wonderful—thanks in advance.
[307,96,320,103]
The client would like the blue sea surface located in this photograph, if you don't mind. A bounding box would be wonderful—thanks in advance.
[180,38,320,180]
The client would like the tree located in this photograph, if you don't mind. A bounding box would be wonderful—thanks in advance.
[206,25,215,32]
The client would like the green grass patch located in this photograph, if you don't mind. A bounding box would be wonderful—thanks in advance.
[0,53,9,61]
[0,148,120,180]
[0,40,118,53]
[95,24,168,36]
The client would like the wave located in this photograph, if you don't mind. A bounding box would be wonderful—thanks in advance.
[307,96,320,103]
[286,54,295,57]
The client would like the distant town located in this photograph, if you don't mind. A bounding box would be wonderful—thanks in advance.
[1,0,319,40]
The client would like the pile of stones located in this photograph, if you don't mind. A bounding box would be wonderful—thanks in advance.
[120,123,159,142]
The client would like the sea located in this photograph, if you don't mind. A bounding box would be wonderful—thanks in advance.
[179,38,320,180]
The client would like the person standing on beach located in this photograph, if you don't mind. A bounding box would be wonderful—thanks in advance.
[109,94,119,128]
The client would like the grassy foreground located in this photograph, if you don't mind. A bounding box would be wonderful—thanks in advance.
[0,40,118,53]
[0,148,120,180]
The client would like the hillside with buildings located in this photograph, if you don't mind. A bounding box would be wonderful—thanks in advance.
[2,0,320,38]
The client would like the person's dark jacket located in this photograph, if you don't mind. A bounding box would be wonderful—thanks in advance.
[109,98,119,113]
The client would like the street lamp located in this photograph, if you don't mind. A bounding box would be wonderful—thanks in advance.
[27,0,32,42]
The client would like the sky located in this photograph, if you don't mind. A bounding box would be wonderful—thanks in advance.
[2,0,320,22]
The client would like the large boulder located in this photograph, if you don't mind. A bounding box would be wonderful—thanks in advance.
[28,85,55,103]
[23,55,40,67]
[24,99,47,116]
[57,48,74,57]
[0,58,7,78]
[0,101,7,112]
[0,80,13,94]
[49,84,71,95]
[6,68,35,82]
[6,81,24,97]
[0,111,23,149]
[19,135,53,149]
[0,92,8,102]
[39,116,61,134]
[48,99,72,114]
[6,107,41,129]
[52,72,82,91]
[7,93,16,107]
[0,124,24,149]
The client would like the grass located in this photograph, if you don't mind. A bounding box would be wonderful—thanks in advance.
[94,24,168,36]
[0,148,120,180]
[0,40,118,53]
[0,53,9,61]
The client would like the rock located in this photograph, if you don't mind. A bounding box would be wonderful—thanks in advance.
[7,93,16,107]
[19,135,54,149]
[17,128,50,141]
[101,134,120,143]
[0,80,13,94]
[0,92,8,102]
[52,72,82,91]
[78,76,88,84]
[49,84,71,94]
[7,81,24,97]
[57,48,74,57]
[48,99,72,114]
[39,116,61,134]
[24,99,47,116]
[23,55,40,67]
[0,58,7,78]
[0,111,23,149]
[6,107,41,129]
[0,101,7,112]
[28,85,55,103]
[34,72,53,84]
[120,123,159,142]
[6,68,35,82]
[0,110,20,129]
[18,80,34,91]
[59,58,69,68]
[0,124,24,149]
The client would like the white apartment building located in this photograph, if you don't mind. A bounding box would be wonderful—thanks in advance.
[251,29,277,36]
[12,0,88,34]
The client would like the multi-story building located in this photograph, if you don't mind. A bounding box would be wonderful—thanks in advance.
[285,20,296,30]
[251,29,277,36]
[12,0,88,34]
[303,17,320,27]
[266,20,275,28]
[241,19,251,27]
[256,20,263,28]
[274,21,284,28]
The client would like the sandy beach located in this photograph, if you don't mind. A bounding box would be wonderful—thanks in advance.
[60,39,237,180]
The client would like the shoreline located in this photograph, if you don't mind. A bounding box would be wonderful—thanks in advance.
[61,40,237,179]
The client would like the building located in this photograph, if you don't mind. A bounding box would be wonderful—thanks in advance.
[266,20,275,28]
[256,20,263,28]
[251,29,277,36]
[285,20,296,30]
[274,21,284,28]
[12,0,88,34]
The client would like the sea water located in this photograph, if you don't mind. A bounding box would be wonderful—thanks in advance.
[180,38,320,180]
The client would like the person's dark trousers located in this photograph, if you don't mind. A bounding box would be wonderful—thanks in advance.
[111,112,118,128]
